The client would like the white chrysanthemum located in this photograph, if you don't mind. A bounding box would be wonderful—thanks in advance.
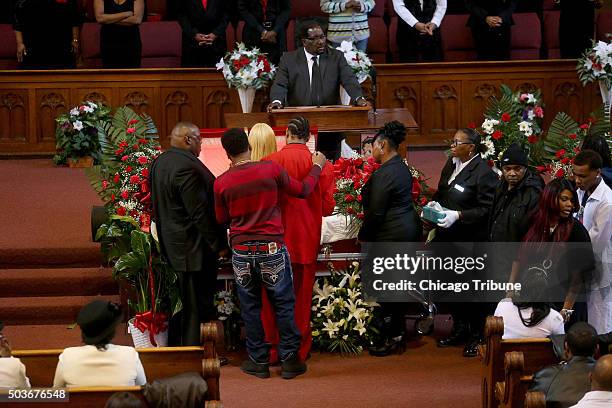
[480,136,495,159]
[518,121,533,136]
[70,108,79,116]
[73,120,83,131]
[527,110,536,120]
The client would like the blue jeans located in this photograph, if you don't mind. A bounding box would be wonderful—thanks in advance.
[232,244,301,363]
[330,38,368,52]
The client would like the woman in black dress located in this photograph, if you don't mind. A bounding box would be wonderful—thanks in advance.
[13,0,81,69]
[94,0,144,68]
[358,121,421,356]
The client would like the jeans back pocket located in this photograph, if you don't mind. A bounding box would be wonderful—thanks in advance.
[260,255,286,288]
[232,259,252,287]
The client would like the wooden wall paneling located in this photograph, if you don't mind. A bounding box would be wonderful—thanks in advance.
[464,81,501,127]
[74,89,113,107]
[37,89,70,145]
[204,87,236,129]
[429,81,461,140]
[0,90,28,143]
[550,79,583,125]
[162,88,202,139]
[384,81,420,135]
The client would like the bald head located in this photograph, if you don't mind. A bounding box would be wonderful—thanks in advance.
[592,354,612,391]
[170,122,201,156]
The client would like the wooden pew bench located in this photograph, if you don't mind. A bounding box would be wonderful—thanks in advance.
[480,316,559,408]
[494,351,536,408]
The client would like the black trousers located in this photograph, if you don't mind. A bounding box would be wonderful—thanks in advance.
[559,4,595,59]
[397,24,443,63]
[471,25,511,61]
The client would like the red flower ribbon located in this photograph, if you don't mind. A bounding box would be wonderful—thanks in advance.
[133,311,168,347]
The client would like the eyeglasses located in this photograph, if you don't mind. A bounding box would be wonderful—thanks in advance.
[304,35,326,42]
[450,140,473,147]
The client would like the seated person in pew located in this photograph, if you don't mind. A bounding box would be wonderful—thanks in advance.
[105,391,144,408]
[569,354,612,408]
[530,322,598,408]
[53,300,147,388]
[0,325,31,388]
[495,271,565,339]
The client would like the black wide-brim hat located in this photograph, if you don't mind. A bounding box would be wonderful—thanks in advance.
[77,300,123,345]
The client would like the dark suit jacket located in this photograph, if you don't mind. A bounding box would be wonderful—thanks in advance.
[465,0,517,28]
[529,356,595,408]
[177,0,228,63]
[237,0,290,47]
[269,47,363,106]
[432,155,498,242]
[150,147,225,272]
[359,155,421,242]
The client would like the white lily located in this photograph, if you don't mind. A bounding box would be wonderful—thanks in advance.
[73,120,83,131]
[322,319,340,338]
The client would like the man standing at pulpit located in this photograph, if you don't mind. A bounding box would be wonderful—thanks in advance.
[268,20,368,160]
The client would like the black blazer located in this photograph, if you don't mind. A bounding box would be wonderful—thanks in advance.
[150,147,225,272]
[465,0,517,28]
[177,0,229,47]
[358,155,421,242]
[237,0,290,46]
[269,47,363,106]
[432,155,498,242]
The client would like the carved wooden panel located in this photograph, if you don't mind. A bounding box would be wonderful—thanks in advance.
[465,82,500,127]
[37,90,69,143]
[75,90,112,107]
[429,82,460,136]
[386,83,420,131]
[162,89,201,137]
[121,89,152,116]
[0,91,27,142]
[551,80,583,124]
[204,88,234,128]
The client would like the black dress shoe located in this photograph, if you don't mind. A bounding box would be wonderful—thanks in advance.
[219,356,229,366]
[241,359,270,379]
[281,355,307,379]
[462,337,482,357]
[368,336,406,357]
[437,326,470,348]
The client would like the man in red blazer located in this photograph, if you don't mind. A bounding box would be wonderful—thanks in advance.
[261,116,335,363]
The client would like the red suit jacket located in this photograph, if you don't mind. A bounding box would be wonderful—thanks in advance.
[264,144,335,264]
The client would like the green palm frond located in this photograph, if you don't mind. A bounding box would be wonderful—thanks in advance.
[542,112,580,161]
[588,105,611,140]
[141,114,159,140]
[84,165,113,202]
[485,84,514,119]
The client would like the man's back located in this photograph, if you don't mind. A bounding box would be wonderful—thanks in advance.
[530,356,595,408]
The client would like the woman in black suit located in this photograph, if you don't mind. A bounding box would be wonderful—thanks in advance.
[94,0,144,69]
[359,121,421,356]
[178,0,229,67]
[431,128,498,356]
[237,0,290,65]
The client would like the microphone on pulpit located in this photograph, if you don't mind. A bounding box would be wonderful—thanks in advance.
[370,65,378,114]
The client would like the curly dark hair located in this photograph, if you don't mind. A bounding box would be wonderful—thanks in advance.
[375,120,407,150]
[287,116,310,140]
[221,128,250,157]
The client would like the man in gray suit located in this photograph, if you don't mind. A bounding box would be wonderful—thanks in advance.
[268,20,367,159]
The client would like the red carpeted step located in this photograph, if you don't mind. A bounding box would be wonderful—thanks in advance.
[0,267,118,297]
[0,295,120,326]
[2,324,134,350]
[0,246,101,269]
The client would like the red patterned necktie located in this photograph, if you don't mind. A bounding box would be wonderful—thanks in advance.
[202,0,207,10]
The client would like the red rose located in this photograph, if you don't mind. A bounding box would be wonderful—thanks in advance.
[102,180,109,189]
[356,212,365,220]
[357,194,362,202]
[126,127,136,134]
[555,168,565,178]
[121,155,129,162]
[141,168,149,177]
[527,135,538,144]
[568,133,577,140]
[501,112,511,122]
[420,197,428,206]
[121,190,129,199]
[113,173,120,183]
[155,146,162,151]
[138,156,148,165]
[534,106,544,118]
[110,193,116,201]
[116,206,127,216]
[579,124,589,130]
[115,148,124,156]
[129,210,139,219]
[128,119,139,125]
[344,193,355,203]
[119,141,129,148]
[492,130,503,140]
[347,207,355,215]
[555,149,566,158]
[573,147,581,154]
[138,138,148,145]
[467,122,477,129]
[130,175,141,184]
[561,157,570,165]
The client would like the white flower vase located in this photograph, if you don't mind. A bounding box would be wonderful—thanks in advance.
[599,81,612,122]
[128,318,169,348]
[237,87,257,113]
[339,85,351,106]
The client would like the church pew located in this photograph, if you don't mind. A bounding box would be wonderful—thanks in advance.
[494,351,536,408]
[0,386,223,408]
[524,391,546,408]
[480,316,558,408]
[12,323,220,399]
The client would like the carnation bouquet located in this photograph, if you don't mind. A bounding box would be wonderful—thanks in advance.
[215,42,276,90]
[54,101,111,165]
[476,85,544,164]
[577,40,612,88]
[311,261,378,355]
[336,40,372,84]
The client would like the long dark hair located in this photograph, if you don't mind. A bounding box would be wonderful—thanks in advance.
[512,270,552,327]
[523,178,578,243]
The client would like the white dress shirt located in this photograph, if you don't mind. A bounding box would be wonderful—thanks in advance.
[53,344,147,388]
[304,48,320,86]
[494,298,565,340]
[570,391,612,408]
[0,357,31,388]
[393,0,447,28]
[448,154,478,185]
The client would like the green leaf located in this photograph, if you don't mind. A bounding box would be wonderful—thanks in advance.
[542,112,580,161]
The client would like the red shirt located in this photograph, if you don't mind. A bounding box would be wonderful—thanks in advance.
[214,160,321,246]
[264,144,335,264]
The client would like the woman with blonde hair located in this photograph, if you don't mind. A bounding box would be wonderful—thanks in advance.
[248,123,277,161]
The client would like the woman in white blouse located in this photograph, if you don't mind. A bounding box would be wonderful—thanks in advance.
[53,301,146,388]
[0,329,31,388]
